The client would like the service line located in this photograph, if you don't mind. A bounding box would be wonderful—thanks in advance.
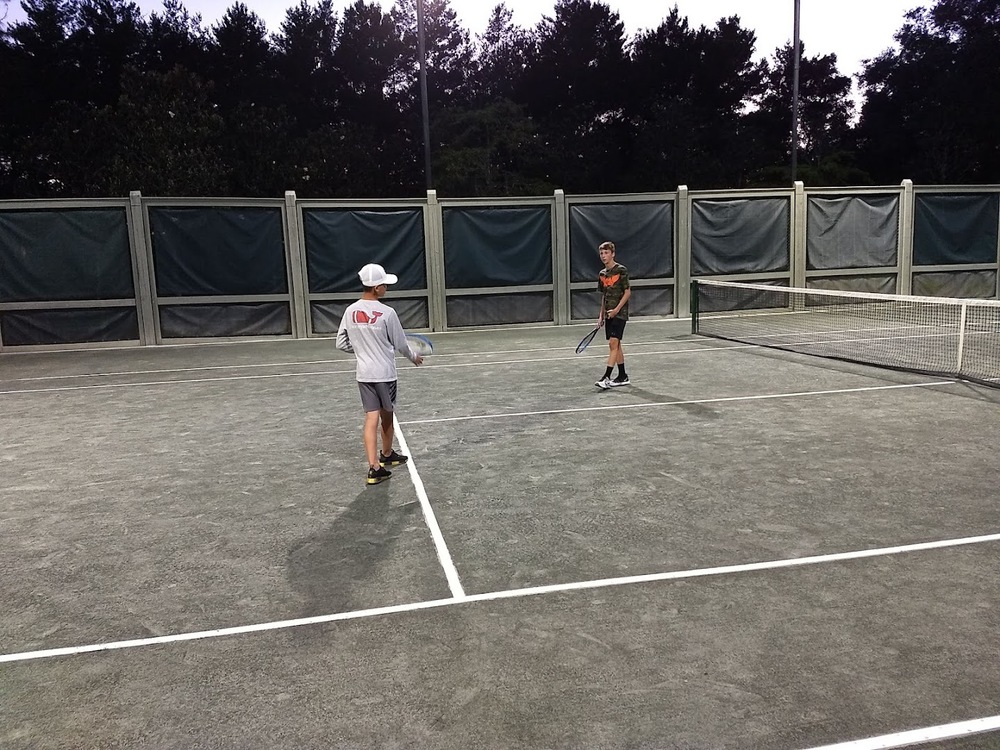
[2,531,997,664]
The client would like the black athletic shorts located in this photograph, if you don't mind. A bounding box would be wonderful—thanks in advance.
[605,317,627,341]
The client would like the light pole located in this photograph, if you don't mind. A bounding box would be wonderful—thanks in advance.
[791,0,801,182]
[416,0,433,189]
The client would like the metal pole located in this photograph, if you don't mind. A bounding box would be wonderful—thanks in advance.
[791,0,801,182]
[416,0,433,189]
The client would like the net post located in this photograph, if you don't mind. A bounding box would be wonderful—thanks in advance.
[690,280,700,333]
[956,302,968,372]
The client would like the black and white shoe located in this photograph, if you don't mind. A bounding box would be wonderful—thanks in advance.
[379,450,409,467]
[610,375,630,387]
[595,377,612,390]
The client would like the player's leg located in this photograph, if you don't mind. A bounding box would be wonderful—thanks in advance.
[378,381,408,466]
[359,382,393,484]
[610,320,629,386]
[363,409,382,469]
[595,326,616,389]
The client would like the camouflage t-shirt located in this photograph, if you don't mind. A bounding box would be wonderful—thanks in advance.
[598,263,630,321]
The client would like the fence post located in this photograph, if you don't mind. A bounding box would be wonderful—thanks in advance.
[128,191,157,345]
[283,190,309,338]
[792,181,807,289]
[424,190,447,330]
[898,179,915,295]
[553,189,569,325]
[675,185,691,318]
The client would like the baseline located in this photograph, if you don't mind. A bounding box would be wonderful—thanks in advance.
[801,714,1000,749]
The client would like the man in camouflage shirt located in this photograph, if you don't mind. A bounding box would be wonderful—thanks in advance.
[595,241,631,389]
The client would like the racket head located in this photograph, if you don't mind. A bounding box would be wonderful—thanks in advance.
[406,333,434,356]
[575,326,601,354]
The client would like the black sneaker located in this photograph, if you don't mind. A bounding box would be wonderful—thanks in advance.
[379,450,408,467]
[610,374,630,386]
[367,466,392,485]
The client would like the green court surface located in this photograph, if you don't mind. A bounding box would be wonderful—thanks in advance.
[2,320,999,749]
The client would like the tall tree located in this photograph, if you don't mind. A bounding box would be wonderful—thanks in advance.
[857,0,1000,183]
[205,2,275,113]
[391,0,475,110]
[629,11,763,188]
[99,65,228,195]
[273,0,340,133]
[141,0,208,74]
[303,0,416,196]
[1,0,82,195]
[428,3,539,196]
[70,0,146,107]
[472,3,532,103]
[518,0,630,192]
[750,42,856,185]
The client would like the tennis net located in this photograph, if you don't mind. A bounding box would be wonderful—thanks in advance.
[691,279,1000,388]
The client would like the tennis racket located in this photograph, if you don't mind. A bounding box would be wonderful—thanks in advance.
[406,333,434,356]
[575,326,601,354]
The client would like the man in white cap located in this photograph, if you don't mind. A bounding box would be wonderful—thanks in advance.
[336,263,424,485]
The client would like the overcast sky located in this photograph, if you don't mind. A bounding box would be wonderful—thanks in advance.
[3,0,923,85]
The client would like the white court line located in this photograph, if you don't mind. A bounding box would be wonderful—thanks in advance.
[0,369,352,395]
[0,359,346,382]
[0,344,760,395]
[2,531,997,664]
[400,381,956,425]
[801,714,1000,749]
[0,338,726,385]
[393,415,465,600]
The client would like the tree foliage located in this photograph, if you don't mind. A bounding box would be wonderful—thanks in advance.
[0,0,996,198]
[857,0,1000,183]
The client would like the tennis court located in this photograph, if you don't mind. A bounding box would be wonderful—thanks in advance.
[2,318,999,749]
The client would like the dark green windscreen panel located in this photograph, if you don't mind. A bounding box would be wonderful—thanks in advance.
[913,194,999,265]
[303,209,425,292]
[150,207,287,296]
[1,308,138,345]
[569,202,673,282]
[443,207,551,287]
[807,195,898,269]
[692,198,790,275]
[158,303,291,338]
[0,209,133,301]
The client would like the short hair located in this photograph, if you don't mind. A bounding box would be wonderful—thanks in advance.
[598,241,615,253]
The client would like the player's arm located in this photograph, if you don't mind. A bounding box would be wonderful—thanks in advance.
[386,311,423,365]
[597,277,606,326]
[335,315,353,353]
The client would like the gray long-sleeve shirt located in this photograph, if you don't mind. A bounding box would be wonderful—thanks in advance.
[336,299,418,382]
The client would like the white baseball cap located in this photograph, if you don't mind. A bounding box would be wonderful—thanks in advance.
[358,263,398,287]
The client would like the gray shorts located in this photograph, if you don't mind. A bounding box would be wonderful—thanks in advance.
[358,381,397,413]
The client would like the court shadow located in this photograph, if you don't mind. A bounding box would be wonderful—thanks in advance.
[285,483,418,617]
[727,343,1000,403]
[939,380,1000,405]
[605,384,722,420]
